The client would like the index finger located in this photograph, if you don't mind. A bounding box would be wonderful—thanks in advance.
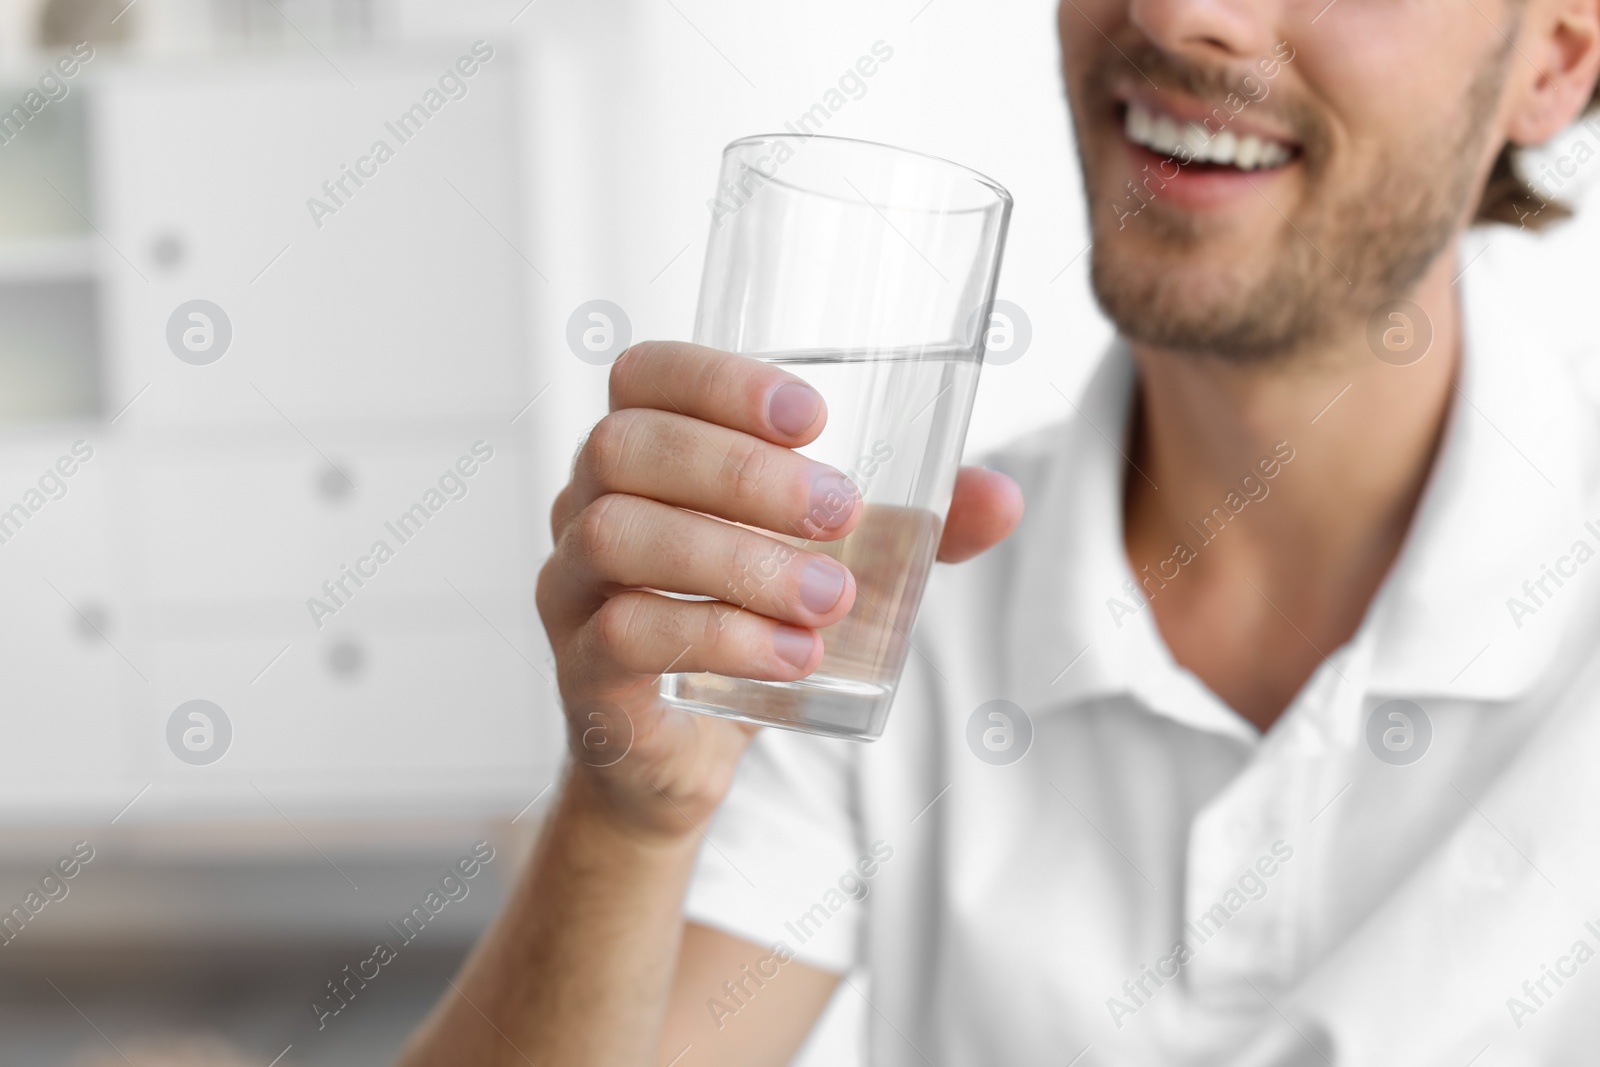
[609,341,828,447]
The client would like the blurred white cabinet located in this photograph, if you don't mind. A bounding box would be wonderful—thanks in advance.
[0,438,140,812]
[0,48,559,820]
[92,51,535,425]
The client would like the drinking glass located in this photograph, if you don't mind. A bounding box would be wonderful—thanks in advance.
[659,133,1012,740]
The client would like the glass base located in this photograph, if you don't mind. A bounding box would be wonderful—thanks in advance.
[660,670,893,741]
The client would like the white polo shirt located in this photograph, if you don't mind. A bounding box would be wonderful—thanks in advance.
[684,253,1600,1066]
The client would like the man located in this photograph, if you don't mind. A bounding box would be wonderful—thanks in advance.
[402,0,1600,1063]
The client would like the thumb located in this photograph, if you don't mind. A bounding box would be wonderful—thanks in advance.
[937,466,1024,564]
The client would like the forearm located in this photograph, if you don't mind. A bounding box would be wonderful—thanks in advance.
[398,766,702,1067]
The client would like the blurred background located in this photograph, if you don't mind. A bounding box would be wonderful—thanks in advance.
[0,0,1596,1064]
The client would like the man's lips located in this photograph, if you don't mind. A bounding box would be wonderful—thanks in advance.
[1117,91,1301,173]
[1106,91,1307,214]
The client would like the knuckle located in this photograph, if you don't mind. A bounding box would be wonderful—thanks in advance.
[582,410,642,489]
[724,534,790,612]
[719,437,774,505]
[549,481,583,542]
[694,351,752,419]
[721,539,759,610]
[700,603,728,650]
[608,340,662,408]
[534,559,560,627]
[548,487,569,540]
[592,593,644,663]
[537,544,588,628]
[572,494,633,571]
[699,600,740,656]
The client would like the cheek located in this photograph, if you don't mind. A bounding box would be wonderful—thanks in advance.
[1058,0,1123,83]
[1293,11,1503,158]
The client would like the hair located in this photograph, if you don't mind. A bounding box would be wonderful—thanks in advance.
[1476,80,1600,229]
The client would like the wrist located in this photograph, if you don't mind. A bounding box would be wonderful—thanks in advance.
[561,763,709,853]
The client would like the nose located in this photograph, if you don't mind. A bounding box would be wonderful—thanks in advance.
[1128,0,1281,63]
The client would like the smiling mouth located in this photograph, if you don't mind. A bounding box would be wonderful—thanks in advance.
[1121,101,1299,172]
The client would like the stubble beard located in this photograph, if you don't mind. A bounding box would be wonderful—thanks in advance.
[1078,46,1511,365]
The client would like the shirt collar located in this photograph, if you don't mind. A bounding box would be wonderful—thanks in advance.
[1006,242,1600,728]
[1004,341,1202,722]
[1364,251,1600,700]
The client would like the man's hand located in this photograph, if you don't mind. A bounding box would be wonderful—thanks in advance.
[537,340,1023,839]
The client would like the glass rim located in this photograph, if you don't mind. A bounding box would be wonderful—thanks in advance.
[720,132,1013,212]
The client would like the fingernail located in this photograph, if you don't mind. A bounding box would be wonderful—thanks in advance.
[768,382,821,436]
[808,471,858,531]
[772,625,817,669]
[798,558,848,614]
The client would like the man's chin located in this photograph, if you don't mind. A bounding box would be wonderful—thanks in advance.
[1088,240,1334,364]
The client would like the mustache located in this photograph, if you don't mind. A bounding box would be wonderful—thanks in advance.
[1093,41,1329,156]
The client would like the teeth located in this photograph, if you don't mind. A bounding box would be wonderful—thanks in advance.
[1178,122,1211,158]
[1210,129,1237,163]
[1235,133,1262,169]
[1122,102,1293,171]
[1259,141,1291,167]
[1129,104,1152,144]
[1151,114,1180,156]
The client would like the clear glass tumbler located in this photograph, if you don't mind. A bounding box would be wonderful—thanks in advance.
[659,133,1013,741]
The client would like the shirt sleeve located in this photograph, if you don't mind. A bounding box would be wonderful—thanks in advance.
[682,724,864,974]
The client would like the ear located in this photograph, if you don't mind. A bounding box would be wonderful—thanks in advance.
[1507,0,1600,145]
